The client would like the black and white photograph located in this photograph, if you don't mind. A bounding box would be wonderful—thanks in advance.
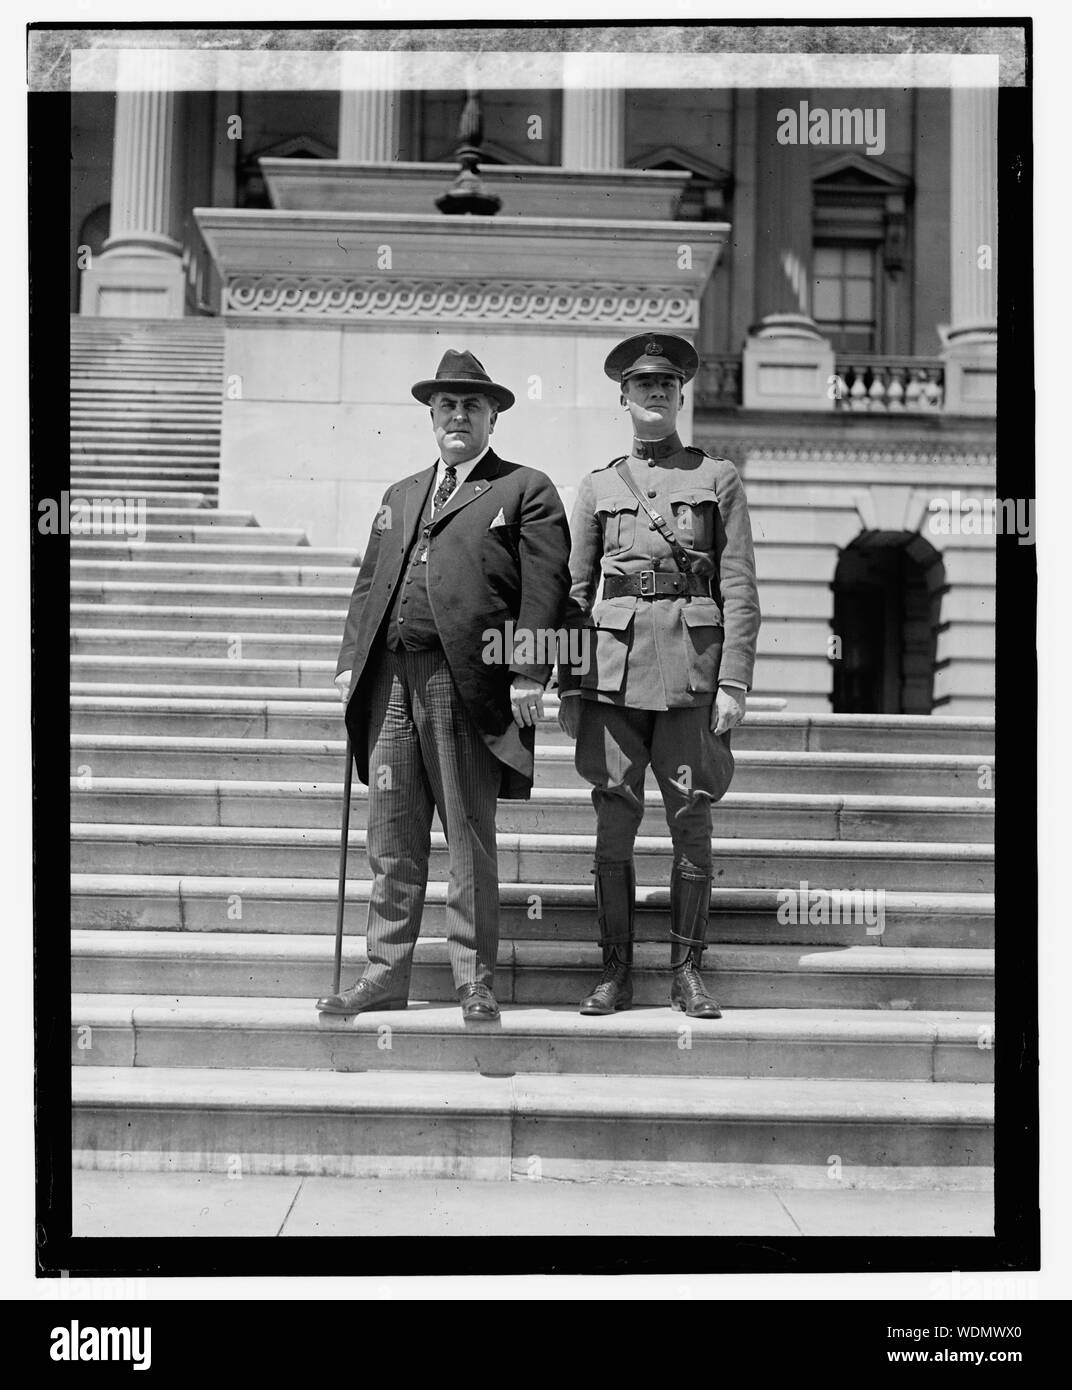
[19,7,1054,1312]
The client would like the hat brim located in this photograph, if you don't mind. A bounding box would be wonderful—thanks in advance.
[412,378,515,411]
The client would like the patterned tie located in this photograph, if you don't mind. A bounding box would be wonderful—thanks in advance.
[431,463,458,513]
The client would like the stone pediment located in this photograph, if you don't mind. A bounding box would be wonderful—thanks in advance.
[812,152,912,195]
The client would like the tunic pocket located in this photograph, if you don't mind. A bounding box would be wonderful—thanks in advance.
[595,497,640,553]
[681,601,724,692]
[669,488,719,551]
[581,602,635,693]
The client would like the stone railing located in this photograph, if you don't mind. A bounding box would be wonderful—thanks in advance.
[693,353,743,408]
[831,356,946,413]
[695,352,947,413]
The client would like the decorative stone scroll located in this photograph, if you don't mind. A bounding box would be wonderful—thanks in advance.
[222,276,698,327]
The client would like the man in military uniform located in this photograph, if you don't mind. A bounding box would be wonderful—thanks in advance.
[558,333,760,1019]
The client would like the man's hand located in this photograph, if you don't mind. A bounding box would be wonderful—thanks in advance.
[710,684,746,735]
[557,692,582,739]
[334,672,352,704]
[509,676,545,728]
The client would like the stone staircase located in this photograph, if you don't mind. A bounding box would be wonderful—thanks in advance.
[70,317,995,1193]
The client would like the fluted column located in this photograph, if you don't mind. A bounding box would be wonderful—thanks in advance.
[942,85,997,414]
[948,86,998,341]
[338,51,401,162]
[80,50,186,316]
[561,56,625,169]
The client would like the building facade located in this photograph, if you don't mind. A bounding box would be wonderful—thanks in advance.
[71,78,998,715]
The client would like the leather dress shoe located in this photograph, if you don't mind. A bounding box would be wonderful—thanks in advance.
[315,978,408,1015]
[458,982,500,1021]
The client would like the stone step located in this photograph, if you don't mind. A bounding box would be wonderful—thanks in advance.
[69,733,993,797]
[67,461,219,478]
[71,1067,994,1178]
[71,525,306,546]
[71,581,358,609]
[69,484,218,503]
[69,464,221,484]
[71,776,994,844]
[70,658,338,690]
[69,542,354,566]
[71,560,354,587]
[71,987,994,1078]
[106,508,253,527]
[71,604,347,634]
[70,822,994,891]
[71,873,995,948]
[67,698,993,755]
[71,431,222,447]
[68,681,785,711]
[71,385,224,399]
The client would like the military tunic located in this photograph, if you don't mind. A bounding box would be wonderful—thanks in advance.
[559,432,760,704]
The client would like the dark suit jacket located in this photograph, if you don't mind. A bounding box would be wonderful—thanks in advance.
[337,447,571,799]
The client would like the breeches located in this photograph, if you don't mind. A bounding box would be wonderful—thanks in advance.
[573,701,722,870]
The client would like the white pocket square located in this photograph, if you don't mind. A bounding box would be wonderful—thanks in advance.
[489,508,508,528]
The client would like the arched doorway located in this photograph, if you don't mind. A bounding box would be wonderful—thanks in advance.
[831,532,945,714]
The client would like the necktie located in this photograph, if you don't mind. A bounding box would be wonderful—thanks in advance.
[431,464,458,513]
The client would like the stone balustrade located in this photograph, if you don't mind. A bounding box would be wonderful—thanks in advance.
[696,353,949,414]
[832,357,946,414]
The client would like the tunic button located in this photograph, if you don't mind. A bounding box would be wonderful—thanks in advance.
[648,460,656,468]
[647,488,657,498]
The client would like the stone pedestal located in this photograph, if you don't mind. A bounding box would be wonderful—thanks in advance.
[194,205,728,548]
[742,313,836,412]
[80,52,186,318]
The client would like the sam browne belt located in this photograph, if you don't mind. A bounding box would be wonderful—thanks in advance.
[603,572,713,599]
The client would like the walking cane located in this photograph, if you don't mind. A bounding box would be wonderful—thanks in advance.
[332,733,355,996]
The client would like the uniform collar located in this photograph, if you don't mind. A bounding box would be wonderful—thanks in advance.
[631,431,683,462]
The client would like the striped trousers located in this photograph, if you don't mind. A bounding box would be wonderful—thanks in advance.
[359,646,502,996]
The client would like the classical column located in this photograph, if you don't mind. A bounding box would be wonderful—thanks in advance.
[338,51,401,162]
[942,85,997,414]
[79,50,187,317]
[742,90,834,410]
[561,55,625,169]
[561,88,624,169]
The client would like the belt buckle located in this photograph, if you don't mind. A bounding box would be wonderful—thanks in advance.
[638,569,656,596]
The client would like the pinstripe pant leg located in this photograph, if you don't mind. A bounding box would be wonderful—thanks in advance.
[361,649,436,995]
[407,648,501,991]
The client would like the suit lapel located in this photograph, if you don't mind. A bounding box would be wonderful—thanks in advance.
[402,464,437,549]
[430,449,502,531]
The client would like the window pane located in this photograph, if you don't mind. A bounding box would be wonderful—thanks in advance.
[812,246,841,276]
[844,278,874,322]
[812,278,842,321]
[845,246,874,275]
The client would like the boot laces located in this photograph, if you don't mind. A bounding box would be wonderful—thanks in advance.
[676,956,710,996]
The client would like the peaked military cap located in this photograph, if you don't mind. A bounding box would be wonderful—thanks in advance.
[604,332,699,386]
[411,349,515,411]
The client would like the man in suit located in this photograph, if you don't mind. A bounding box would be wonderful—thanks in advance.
[317,349,571,1022]
[558,333,761,1019]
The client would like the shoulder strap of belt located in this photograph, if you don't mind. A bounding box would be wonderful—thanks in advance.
[612,458,694,577]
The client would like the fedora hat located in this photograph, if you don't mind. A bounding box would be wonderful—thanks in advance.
[411,349,515,412]
[604,332,699,386]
